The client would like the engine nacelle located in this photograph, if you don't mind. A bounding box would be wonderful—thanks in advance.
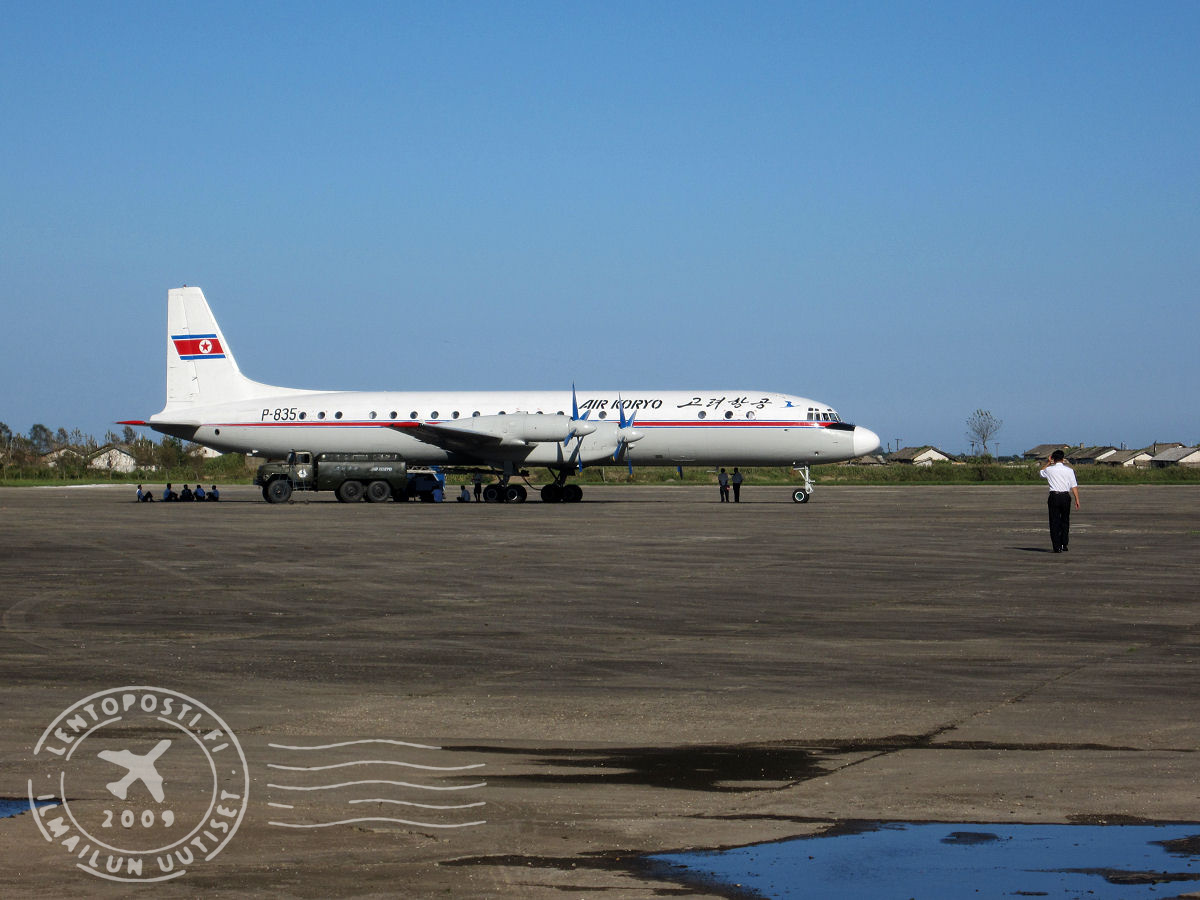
[437,413,589,445]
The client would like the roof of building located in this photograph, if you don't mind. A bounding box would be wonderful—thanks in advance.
[1098,449,1148,464]
[1066,445,1117,461]
[1150,445,1200,463]
[1024,443,1072,458]
[888,446,954,462]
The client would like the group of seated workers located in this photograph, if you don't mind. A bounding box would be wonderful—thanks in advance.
[136,484,220,502]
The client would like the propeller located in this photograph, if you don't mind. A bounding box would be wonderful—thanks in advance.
[563,384,596,471]
[612,394,644,474]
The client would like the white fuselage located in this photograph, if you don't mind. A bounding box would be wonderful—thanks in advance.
[158,388,874,468]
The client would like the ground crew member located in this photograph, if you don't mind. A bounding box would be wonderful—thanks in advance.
[1039,450,1081,552]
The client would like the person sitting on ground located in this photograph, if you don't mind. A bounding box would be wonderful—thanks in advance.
[136,484,145,502]
[162,483,178,501]
[180,484,194,502]
[457,485,471,502]
[194,484,206,500]
[208,484,220,501]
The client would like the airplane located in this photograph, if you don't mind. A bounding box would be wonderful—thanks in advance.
[122,287,880,503]
[99,739,172,803]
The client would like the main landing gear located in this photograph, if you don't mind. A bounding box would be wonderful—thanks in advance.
[482,482,528,503]
[539,470,583,503]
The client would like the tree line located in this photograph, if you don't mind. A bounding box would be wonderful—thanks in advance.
[0,422,224,480]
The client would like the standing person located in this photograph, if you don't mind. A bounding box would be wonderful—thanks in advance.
[717,468,730,502]
[731,467,744,502]
[1039,450,1080,552]
[473,471,483,502]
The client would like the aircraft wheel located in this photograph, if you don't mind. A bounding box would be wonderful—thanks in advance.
[482,484,503,503]
[365,480,391,503]
[337,480,365,503]
[563,484,583,503]
[792,489,810,503]
[540,484,562,503]
[505,484,527,503]
[265,478,292,504]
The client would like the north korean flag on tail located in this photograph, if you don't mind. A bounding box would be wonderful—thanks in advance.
[172,333,226,359]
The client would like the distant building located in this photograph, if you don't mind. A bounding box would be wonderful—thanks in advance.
[89,444,140,473]
[41,447,84,468]
[888,446,954,466]
[187,443,224,460]
[1098,449,1154,467]
[1150,446,1200,468]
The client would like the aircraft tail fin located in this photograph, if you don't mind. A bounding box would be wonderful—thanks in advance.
[161,286,296,408]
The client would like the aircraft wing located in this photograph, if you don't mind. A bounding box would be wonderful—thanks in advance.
[388,413,575,456]
[394,421,509,455]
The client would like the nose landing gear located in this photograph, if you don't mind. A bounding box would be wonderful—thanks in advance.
[791,465,814,503]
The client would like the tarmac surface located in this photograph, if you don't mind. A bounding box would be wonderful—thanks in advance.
[1,483,1198,897]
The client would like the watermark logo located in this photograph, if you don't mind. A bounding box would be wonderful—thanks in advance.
[28,686,248,883]
[265,739,487,831]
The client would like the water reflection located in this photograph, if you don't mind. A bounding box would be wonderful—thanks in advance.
[649,821,1200,899]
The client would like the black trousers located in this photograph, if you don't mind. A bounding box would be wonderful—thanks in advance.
[1047,492,1071,549]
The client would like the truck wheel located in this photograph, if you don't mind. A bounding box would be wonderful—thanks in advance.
[365,480,391,503]
[337,480,364,503]
[266,478,293,504]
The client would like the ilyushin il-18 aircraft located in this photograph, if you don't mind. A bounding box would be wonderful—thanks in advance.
[122,287,880,503]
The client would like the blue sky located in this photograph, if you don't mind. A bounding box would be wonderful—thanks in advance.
[3,2,1197,455]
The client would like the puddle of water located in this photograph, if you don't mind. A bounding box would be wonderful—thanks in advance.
[648,822,1200,899]
[1,798,35,818]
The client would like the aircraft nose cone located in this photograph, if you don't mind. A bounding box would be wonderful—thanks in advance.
[853,426,881,457]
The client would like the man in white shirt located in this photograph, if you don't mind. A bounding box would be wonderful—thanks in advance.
[1039,450,1081,552]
